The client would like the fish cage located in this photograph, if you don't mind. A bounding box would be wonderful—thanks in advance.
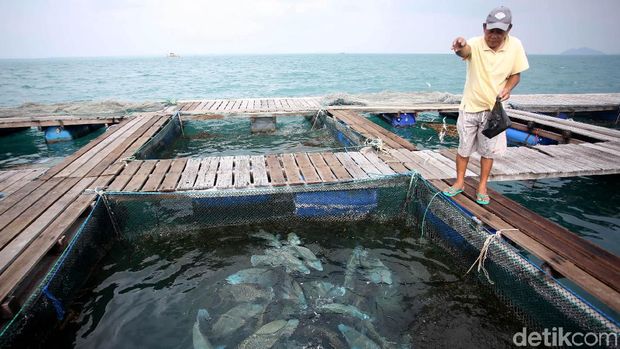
[133,112,361,160]
[0,174,618,348]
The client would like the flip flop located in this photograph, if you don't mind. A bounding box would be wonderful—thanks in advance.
[476,193,490,205]
[443,186,464,197]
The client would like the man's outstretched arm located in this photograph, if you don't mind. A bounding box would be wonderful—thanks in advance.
[452,37,471,59]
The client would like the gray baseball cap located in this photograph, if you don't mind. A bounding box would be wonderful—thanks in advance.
[485,6,512,31]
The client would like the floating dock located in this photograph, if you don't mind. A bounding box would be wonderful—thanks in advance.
[0,94,619,328]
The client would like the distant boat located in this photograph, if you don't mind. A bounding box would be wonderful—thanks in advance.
[168,52,180,58]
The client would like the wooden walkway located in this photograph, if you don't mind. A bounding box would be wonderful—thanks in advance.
[0,169,47,198]
[108,150,395,192]
[0,112,169,318]
[0,115,124,129]
[509,93,620,113]
[177,97,323,114]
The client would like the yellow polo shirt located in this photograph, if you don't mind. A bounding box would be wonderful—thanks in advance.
[460,35,529,112]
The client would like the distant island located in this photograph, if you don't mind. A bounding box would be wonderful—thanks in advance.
[561,47,605,55]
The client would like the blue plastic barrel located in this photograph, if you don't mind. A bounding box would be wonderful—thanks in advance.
[506,128,555,146]
[381,113,416,127]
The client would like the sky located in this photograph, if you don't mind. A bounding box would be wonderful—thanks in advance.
[1,0,619,58]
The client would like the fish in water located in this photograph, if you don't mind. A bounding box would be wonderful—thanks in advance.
[278,273,308,310]
[250,230,282,248]
[192,309,213,349]
[219,284,274,303]
[226,268,275,286]
[344,247,363,290]
[286,233,302,246]
[238,319,299,349]
[337,324,381,349]
[285,245,323,271]
[211,303,265,339]
[251,248,310,274]
[316,303,371,321]
[301,281,346,303]
[358,248,393,285]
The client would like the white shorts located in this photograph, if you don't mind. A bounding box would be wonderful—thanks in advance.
[456,110,507,159]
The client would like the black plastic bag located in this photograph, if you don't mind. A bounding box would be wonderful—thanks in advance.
[482,97,512,139]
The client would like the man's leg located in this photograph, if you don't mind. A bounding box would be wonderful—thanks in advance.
[478,156,493,195]
[452,153,469,189]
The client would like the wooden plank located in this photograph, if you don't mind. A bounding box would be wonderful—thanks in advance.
[54,115,147,178]
[158,158,187,192]
[117,114,171,161]
[294,153,322,184]
[397,149,448,179]
[334,152,368,179]
[177,158,202,190]
[0,169,46,196]
[0,178,63,232]
[234,156,252,188]
[87,114,167,177]
[462,177,620,289]
[0,177,81,249]
[0,170,33,193]
[348,152,382,177]
[193,157,218,190]
[321,152,352,180]
[141,160,172,192]
[431,179,620,313]
[426,150,476,177]
[215,156,234,189]
[39,119,132,180]
[580,142,620,157]
[124,161,157,192]
[440,148,481,176]
[0,177,95,274]
[107,160,143,191]
[281,154,304,185]
[249,156,269,187]
[265,155,286,186]
[307,153,337,182]
[0,175,113,306]
[359,150,396,175]
[377,152,410,174]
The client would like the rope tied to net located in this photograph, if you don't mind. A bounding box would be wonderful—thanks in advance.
[119,155,136,163]
[464,228,519,284]
[420,190,442,238]
[94,187,122,237]
[312,109,325,130]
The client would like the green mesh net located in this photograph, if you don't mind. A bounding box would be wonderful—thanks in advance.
[0,174,617,348]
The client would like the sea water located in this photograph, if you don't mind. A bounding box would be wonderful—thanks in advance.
[43,219,524,348]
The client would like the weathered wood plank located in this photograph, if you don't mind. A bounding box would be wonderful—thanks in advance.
[360,150,396,175]
[234,156,252,188]
[308,153,337,182]
[177,158,202,190]
[124,161,156,192]
[265,155,286,186]
[281,154,304,185]
[158,159,188,192]
[348,151,382,177]
[0,175,113,306]
[321,152,352,180]
[107,160,143,191]
[215,156,234,189]
[250,156,269,187]
[194,157,219,190]
[294,153,322,184]
[142,160,172,192]
[334,152,368,179]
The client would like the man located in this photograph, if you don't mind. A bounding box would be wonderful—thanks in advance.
[444,6,529,205]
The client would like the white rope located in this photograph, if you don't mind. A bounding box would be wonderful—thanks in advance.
[93,187,122,236]
[465,228,519,284]
[119,155,136,163]
[312,109,325,130]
